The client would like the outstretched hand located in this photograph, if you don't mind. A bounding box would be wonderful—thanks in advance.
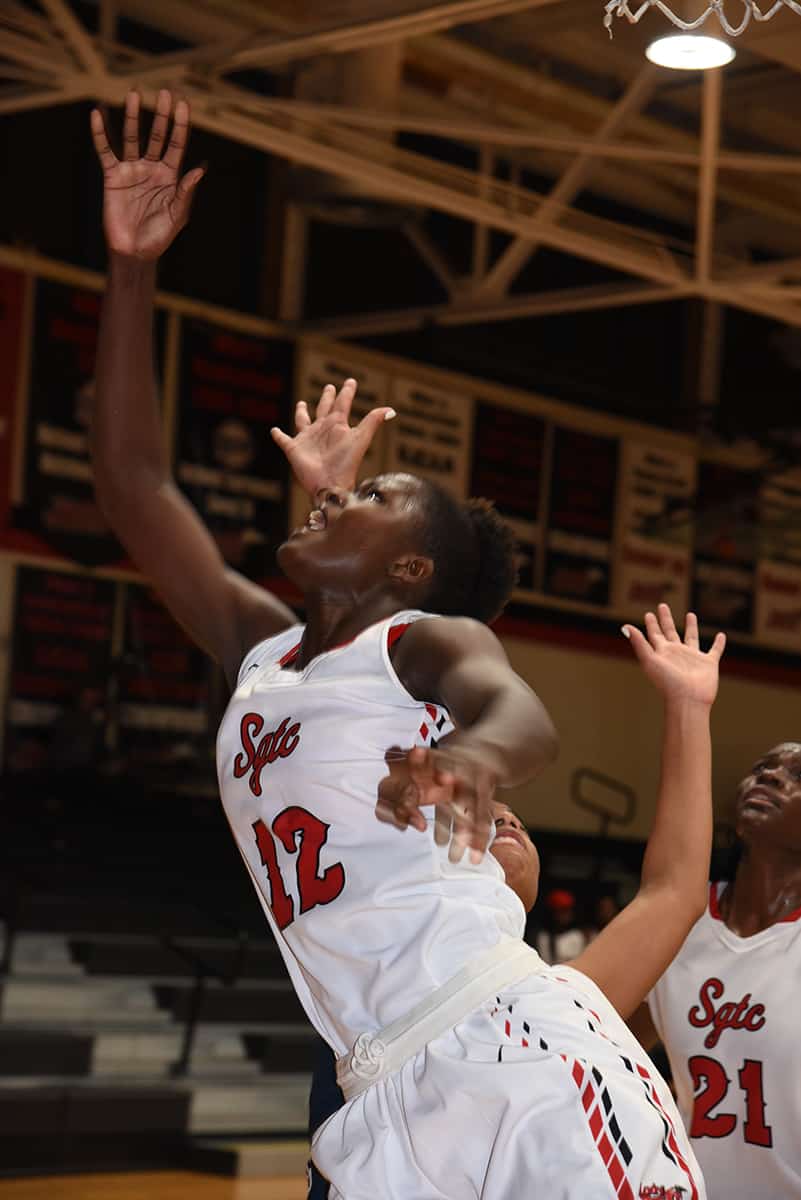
[376,745,497,863]
[91,89,204,260]
[271,378,395,498]
[624,603,725,707]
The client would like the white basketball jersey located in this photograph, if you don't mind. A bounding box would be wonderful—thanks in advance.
[649,882,801,1199]
[216,610,526,1056]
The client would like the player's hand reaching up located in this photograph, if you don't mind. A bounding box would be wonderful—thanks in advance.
[91,89,205,260]
[376,745,496,863]
[623,603,726,707]
[271,379,395,498]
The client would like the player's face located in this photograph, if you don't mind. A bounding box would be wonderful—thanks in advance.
[277,473,429,596]
[490,802,540,913]
[734,742,801,850]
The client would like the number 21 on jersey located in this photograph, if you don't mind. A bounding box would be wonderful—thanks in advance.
[689,1056,773,1148]
[252,808,345,930]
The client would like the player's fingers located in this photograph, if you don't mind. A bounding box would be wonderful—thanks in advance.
[644,611,666,650]
[163,97,190,172]
[270,426,293,454]
[316,384,336,420]
[294,400,311,432]
[174,166,205,215]
[354,406,396,446]
[333,378,357,422]
[621,624,653,665]
[122,89,141,161]
[448,802,472,863]
[468,774,494,863]
[433,806,451,847]
[709,631,727,662]
[658,602,680,642]
[90,108,118,171]
[684,611,699,648]
[144,87,171,161]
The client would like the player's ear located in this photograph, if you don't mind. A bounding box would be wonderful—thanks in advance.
[388,555,433,586]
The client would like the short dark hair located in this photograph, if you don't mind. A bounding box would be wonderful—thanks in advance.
[417,480,518,624]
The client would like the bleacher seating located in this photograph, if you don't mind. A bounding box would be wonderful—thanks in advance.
[0,779,316,1172]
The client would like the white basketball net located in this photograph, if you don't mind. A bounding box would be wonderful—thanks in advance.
[604,0,801,37]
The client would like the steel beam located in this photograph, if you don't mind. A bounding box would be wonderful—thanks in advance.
[473,65,660,300]
[696,68,722,284]
[39,0,106,77]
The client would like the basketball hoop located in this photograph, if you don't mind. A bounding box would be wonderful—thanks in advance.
[604,0,801,37]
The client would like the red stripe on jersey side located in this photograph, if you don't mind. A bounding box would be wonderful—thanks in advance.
[563,1058,635,1200]
[635,1061,700,1200]
[425,702,438,721]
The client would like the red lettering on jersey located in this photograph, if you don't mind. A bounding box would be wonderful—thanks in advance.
[233,713,301,796]
[688,977,767,1049]
[639,1188,687,1199]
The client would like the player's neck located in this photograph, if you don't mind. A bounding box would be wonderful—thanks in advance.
[724,849,801,936]
[295,592,407,668]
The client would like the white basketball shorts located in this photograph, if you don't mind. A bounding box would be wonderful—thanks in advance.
[312,964,705,1200]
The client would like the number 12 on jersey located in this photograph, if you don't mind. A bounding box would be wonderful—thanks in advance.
[689,1056,773,1148]
[252,808,345,930]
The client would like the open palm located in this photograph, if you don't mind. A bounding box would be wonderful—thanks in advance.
[91,89,204,260]
[625,604,726,706]
[271,379,395,497]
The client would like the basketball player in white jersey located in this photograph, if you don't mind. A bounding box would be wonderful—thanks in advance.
[90,91,726,1199]
[630,742,801,1199]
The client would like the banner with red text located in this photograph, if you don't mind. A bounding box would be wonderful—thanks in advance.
[615,442,695,617]
[544,426,618,606]
[4,564,115,770]
[175,318,293,579]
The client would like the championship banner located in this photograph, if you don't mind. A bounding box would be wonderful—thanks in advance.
[386,378,473,499]
[117,582,209,751]
[544,426,618,606]
[292,346,390,533]
[0,266,26,535]
[755,467,801,650]
[470,401,546,592]
[17,278,163,566]
[4,565,115,770]
[176,318,293,579]
[615,442,695,617]
[692,460,759,633]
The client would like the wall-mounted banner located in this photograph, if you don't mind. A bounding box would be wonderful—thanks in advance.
[292,346,390,535]
[754,559,801,651]
[615,442,695,617]
[17,279,164,566]
[4,564,115,771]
[471,401,545,591]
[386,378,473,499]
[692,460,759,633]
[754,467,801,650]
[544,426,618,606]
[758,466,801,566]
[0,266,25,533]
[176,319,293,579]
[118,582,209,751]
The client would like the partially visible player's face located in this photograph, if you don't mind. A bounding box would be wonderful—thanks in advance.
[490,802,540,913]
[734,742,801,851]
[277,473,430,598]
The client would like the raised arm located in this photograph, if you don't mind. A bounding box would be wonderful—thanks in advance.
[91,91,393,685]
[91,89,296,683]
[570,604,725,1019]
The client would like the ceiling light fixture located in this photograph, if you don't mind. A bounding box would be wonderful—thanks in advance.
[645,32,736,68]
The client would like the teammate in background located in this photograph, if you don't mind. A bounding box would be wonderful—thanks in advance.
[91,91,725,1199]
[630,742,801,1199]
[307,801,540,1200]
[535,887,588,964]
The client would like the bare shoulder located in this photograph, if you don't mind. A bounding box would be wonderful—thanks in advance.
[392,615,510,703]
